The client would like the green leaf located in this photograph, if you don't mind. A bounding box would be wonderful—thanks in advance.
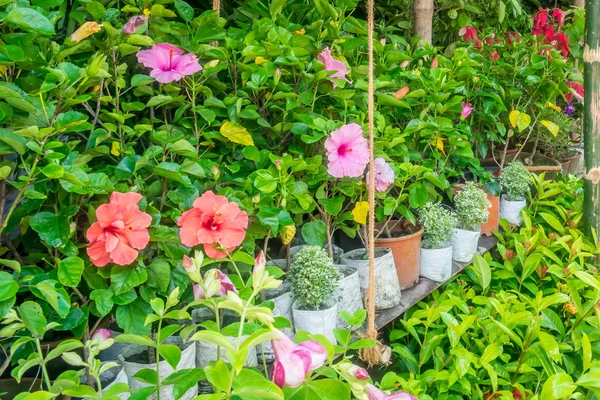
[539,212,565,233]
[301,220,327,246]
[284,378,349,400]
[131,74,155,87]
[41,164,64,179]
[408,183,427,208]
[163,368,205,400]
[147,259,170,293]
[90,289,114,317]
[174,0,194,21]
[220,121,254,146]
[232,368,284,399]
[319,196,344,216]
[540,373,576,399]
[470,254,491,290]
[116,298,152,335]
[19,301,47,338]
[133,368,158,385]
[114,334,156,347]
[538,331,561,363]
[34,281,70,318]
[30,211,72,248]
[57,256,84,287]
[111,265,148,295]
[5,8,55,35]
[205,360,230,392]
[578,369,600,391]
[0,165,11,180]
[0,271,18,302]
[159,344,181,369]
[61,385,96,397]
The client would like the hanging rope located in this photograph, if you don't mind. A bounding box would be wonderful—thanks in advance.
[360,0,382,367]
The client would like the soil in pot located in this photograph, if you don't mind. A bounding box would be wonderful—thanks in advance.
[292,299,337,344]
[340,248,401,310]
[374,220,423,290]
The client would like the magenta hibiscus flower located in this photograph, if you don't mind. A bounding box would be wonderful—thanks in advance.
[317,47,352,88]
[325,123,370,178]
[136,43,202,84]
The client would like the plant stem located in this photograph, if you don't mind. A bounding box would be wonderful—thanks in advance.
[36,339,52,391]
[156,318,163,400]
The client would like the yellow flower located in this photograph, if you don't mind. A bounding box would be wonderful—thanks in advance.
[293,28,305,34]
[432,137,445,155]
[111,141,121,156]
[280,225,296,245]
[71,22,103,43]
[143,8,152,16]
[546,101,561,112]
[352,202,369,225]
[564,302,578,315]
[255,56,267,65]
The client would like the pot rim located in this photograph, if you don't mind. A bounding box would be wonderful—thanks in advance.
[420,245,453,251]
[374,225,424,244]
[292,298,337,312]
[340,247,391,260]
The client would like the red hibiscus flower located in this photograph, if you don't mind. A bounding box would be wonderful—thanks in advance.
[533,8,549,36]
[505,31,520,45]
[557,32,570,57]
[552,8,565,26]
[459,26,478,41]
[489,50,500,63]
[86,192,152,267]
[178,191,249,258]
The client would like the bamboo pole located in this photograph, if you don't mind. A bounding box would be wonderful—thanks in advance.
[413,0,434,44]
[575,0,585,8]
[583,0,600,237]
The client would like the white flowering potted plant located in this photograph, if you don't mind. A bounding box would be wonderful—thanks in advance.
[452,182,491,263]
[288,246,340,343]
[499,161,532,226]
[419,202,458,282]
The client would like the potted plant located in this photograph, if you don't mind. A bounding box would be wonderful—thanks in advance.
[499,161,532,226]
[288,246,339,343]
[452,182,491,263]
[419,202,458,282]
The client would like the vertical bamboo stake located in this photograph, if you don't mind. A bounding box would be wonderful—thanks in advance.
[361,0,381,367]
[213,0,220,15]
[575,0,585,7]
[583,0,600,236]
[413,0,434,44]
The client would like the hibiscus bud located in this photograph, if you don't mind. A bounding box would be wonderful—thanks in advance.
[211,165,220,180]
[380,38,386,46]
[448,9,458,19]
[182,254,201,283]
[413,70,421,77]
[123,15,148,35]
[193,284,206,300]
[274,68,281,85]
[472,76,480,83]
[253,251,267,289]
[431,57,438,68]
[91,328,113,351]
[349,365,370,380]
[400,60,410,68]
[275,159,282,170]
[252,195,261,204]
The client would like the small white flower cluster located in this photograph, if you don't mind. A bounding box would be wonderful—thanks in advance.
[419,202,457,249]
[289,246,340,310]
[499,161,532,201]
[454,182,491,231]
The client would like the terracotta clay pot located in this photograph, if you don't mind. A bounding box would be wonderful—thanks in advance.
[560,152,581,176]
[374,221,423,290]
[481,191,500,236]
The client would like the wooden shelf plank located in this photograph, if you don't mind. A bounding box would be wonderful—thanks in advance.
[374,235,498,329]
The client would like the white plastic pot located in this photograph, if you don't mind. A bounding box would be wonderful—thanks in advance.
[120,342,197,400]
[451,228,480,263]
[340,248,401,310]
[500,195,527,226]
[100,365,130,400]
[259,283,295,363]
[191,308,258,369]
[292,299,337,344]
[335,266,363,329]
[420,246,453,282]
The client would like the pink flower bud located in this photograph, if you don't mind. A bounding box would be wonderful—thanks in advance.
[91,329,111,342]
[193,284,206,300]
[182,255,194,272]
[349,365,370,380]
[400,60,410,68]
[431,57,438,68]
[275,68,281,76]
[380,38,386,46]
[254,251,266,275]
[123,15,148,35]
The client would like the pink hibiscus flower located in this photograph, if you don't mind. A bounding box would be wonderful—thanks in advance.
[124,15,148,35]
[461,102,473,118]
[366,384,418,400]
[317,47,352,88]
[136,43,202,84]
[177,191,249,259]
[271,330,327,388]
[367,158,394,192]
[325,123,370,178]
[86,192,152,267]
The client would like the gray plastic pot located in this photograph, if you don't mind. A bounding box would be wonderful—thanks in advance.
[500,195,527,226]
[451,228,480,263]
[420,246,453,282]
[335,265,363,329]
